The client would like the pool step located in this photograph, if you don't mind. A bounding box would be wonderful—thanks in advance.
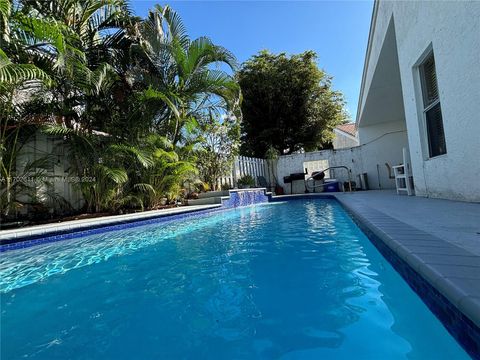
[197,190,230,199]
[186,196,227,206]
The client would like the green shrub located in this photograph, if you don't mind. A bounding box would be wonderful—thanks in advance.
[237,175,255,188]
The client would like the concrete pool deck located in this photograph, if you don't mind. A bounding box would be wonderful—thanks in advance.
[336,190,480,256]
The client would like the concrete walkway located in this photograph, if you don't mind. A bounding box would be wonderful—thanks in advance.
[336,190,480,256]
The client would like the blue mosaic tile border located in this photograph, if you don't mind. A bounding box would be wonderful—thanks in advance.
[341,203,480,359]
[0,189,271,253]
[0,207,224,252]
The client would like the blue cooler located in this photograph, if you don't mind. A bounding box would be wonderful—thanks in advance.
[324,179,340,192]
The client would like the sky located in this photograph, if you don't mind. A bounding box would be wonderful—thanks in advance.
[130,1,374,120]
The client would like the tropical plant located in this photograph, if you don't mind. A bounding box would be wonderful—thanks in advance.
[237,175,255,188]
[136,134,197,207]
[1,1,241,221]
[132,5,242,145]
[3,0,133,131]
[195,113,240,191]
[0,0,56,219]
[42,124,155,213]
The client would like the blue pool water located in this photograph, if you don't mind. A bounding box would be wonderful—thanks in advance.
[0,200,469,359]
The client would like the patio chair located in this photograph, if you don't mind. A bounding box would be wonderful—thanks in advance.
[257,176,274,192]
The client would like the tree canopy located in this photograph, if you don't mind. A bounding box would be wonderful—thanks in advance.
[237,50,347,157]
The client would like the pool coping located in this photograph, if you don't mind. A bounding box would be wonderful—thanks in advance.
[334,196,480,323]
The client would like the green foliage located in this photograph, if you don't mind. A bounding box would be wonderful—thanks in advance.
[0,1,240,220]
[133,5,242,145]
[136,134,197,206]
[195,114,240,191]
[237,50,347,157]
[237,175,255,187]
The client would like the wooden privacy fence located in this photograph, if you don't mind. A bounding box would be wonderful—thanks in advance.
[216,156,270,189]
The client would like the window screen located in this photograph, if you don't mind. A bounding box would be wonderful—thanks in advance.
[425,103,446,157]
[420,53,446,157]
[420,56,439,107]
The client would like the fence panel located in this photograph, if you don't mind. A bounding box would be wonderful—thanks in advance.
[216,156,270,190]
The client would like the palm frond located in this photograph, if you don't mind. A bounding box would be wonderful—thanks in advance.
[133,182,156,194]
[86,62,118,95]
[108,143,154,168]
[41,125,95,152]
[0,48,51,85]
[139,86,181,121]
[0,0,11,41]
[96,164,128,184]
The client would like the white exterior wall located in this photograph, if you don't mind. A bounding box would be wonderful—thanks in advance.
[275,128,407,194]
[394,1,480,201]
[332,131,359,149]
[358,0,480,202]
[276,149,361,194]
[359,121,408,189]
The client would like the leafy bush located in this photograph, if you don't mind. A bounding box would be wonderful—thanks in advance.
[237,175,255,188]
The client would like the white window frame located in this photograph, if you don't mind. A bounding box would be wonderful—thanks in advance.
[413,46,446,160]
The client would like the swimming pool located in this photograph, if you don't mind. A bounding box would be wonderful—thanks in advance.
[0,199,470,359]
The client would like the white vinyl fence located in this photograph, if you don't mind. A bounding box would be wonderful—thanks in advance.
[216,156,270,189]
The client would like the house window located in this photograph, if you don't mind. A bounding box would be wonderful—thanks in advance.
[419,53,446,158]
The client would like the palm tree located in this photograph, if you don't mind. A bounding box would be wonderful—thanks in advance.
[138,134,197,207]
[3,0,132,130]
[133,5,242,145]
[1,1,242,217]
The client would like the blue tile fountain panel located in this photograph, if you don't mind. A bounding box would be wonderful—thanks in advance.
[222,189,270,208]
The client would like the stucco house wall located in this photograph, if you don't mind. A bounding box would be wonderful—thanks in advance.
[357,0,480,202]
[332,130,359,149]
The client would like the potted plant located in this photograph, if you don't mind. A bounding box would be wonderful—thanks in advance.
[237,175,255,189]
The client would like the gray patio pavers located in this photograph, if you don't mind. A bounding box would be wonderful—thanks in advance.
[336,190,480,255]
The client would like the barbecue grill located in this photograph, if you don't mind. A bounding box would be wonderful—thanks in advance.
[283,172,307,194]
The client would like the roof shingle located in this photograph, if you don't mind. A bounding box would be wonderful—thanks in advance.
[335,123,357,137]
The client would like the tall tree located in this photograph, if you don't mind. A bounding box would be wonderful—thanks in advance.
[133,5,241,146]
[237,50,347,157]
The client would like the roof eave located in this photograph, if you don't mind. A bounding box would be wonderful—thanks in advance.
[355,0,380,129]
